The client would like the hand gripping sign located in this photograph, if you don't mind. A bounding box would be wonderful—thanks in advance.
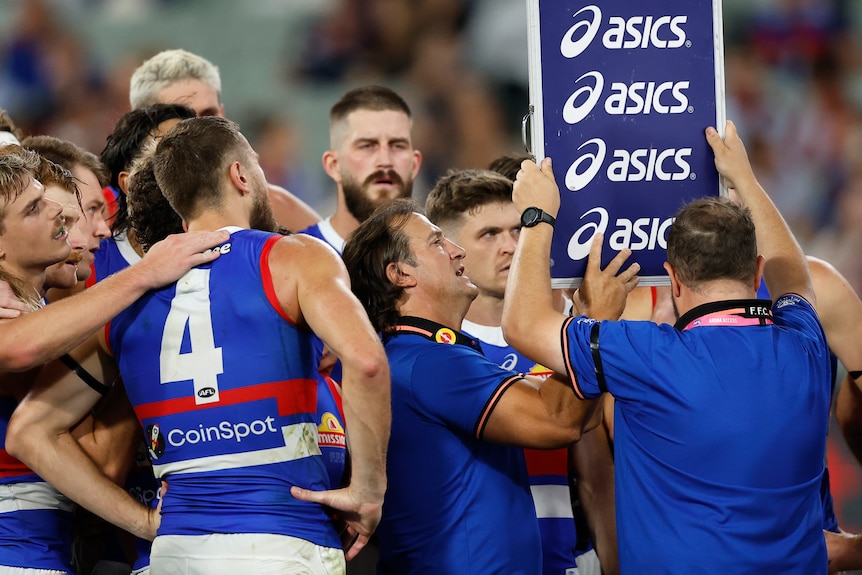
[526,0,726,287]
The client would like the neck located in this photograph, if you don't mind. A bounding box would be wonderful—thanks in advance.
[464,291,505,327]
[398,294,472,332]
[186,211,249,233]
[675,279,757,319]
[2,263,45,304]
[330,203,361,241]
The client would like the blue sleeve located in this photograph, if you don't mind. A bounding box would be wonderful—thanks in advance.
[562,316,604,399]
[772,294,829,359]
[409,345,521,439]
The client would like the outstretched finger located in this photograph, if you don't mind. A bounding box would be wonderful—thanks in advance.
[603,246,634,277]
[621,264,641,293]
[585,233,605,274]
[540,156,555,181]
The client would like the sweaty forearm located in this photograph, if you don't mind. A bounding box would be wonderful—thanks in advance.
[5,427,154,540]
[340,365,391,503]
[0,266,151,372]
[503,226,555,350]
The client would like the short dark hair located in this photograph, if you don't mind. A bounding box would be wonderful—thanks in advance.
[22,135,109,188]
[330,85,412,125]
[152,116,246,221]
[101,104,196,234]
[667,196,758,290]
[488,153,530,181]
[127,153,183,253]
[425,169,513,229]
[342,199,418,333]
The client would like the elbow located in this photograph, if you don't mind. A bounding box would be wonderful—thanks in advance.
[501,309,528,352]
[0,341,44,373]
[5,412,35,463]
[343,345,389,383]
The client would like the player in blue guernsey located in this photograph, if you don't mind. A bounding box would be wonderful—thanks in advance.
[15,116,390,574]
[0,146,225,572]
[505,122,831,573]
[342,199,603,574]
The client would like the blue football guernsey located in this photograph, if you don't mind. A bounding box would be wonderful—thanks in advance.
[377,316,541,574]
[108,228,340,549]
[563,296,830,573]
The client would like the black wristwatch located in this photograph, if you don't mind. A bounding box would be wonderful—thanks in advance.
[520,207,556,228]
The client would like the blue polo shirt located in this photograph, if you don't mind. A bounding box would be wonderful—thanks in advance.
[563,297,830,574]
[377,316,542,574]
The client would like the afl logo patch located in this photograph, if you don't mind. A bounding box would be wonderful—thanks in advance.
[435,328,457,344]
[198,387,216,399]
[146,423,165,460]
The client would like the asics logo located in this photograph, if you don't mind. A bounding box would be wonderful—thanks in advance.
[565,138,606,192]
[561,6,688,58]
[567,207,675,261]
[565,138,694,191]
[564,72,691,124]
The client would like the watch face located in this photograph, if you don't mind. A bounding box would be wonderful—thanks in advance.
[522,207,539,227]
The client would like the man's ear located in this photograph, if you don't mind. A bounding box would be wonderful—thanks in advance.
[228,161,251,195]
[753,254,765,293]
[386,262,416,288]
[322,150,341,184]
[663,262,682,298]
[117,171,130,195]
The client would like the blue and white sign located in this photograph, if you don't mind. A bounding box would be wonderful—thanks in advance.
[526,0,726,287]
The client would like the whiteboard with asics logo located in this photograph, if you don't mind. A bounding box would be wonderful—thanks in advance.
[527,0,726,287]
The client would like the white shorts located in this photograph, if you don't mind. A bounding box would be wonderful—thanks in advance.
[149,533,344,575]
[573,549,601,575]
[0,568,67,575]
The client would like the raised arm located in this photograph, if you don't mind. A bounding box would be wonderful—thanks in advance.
[706,122,813,304]
[268,236,390,560]
[0,230,229,372]
[503,159,639,374]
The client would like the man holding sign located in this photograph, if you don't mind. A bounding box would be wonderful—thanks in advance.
[503,122,830,573]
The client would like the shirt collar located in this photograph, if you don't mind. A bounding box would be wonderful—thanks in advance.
[386,316,484,352]
[674,299,774,332]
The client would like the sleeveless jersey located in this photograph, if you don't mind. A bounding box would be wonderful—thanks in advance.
[0,396,74,571]
[108,228,339,548]
[462,319,583,575]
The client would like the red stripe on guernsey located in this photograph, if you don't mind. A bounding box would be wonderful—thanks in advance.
[0,449,33,478]
[561,317,586,400]
[85,262,97,288]
[134,378,318,421]
[650,285,657,312]
[324,375,345,420]
[104,322,114,357]
[260,235,296,326]
[523,447,569,477]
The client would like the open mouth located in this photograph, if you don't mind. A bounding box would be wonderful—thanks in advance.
[53,226,67,240]
[455,266,464,277]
